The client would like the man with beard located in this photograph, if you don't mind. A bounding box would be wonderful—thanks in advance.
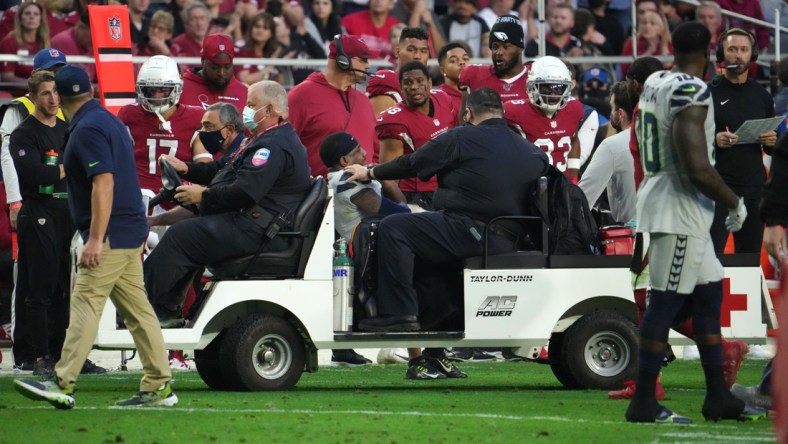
[708,28,776,255]
[524,3,583,58]
[376,61,457,212]
[458,15,529,104]
[180,34,248,113]
[504,56,584,180]
[367,27,430,115]
[578,81,636,224]
[438,0,490,58]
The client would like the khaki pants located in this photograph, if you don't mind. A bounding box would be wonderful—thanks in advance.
[55,242,171,392]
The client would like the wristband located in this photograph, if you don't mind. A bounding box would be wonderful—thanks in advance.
[9,202,22,210]
[182,164,189,176]
[367,167,374,181]
[567,158,581,170]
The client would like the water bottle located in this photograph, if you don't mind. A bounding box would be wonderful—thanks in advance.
[332,238,354,331]
[38,150,58,195]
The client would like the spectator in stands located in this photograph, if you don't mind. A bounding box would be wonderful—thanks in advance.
[695,1,724,56]
[276,15,327,86]
[571,8,614,76]
[0,0,67,39]
[390,0,446,54]
[127,0,151,44]
[51,11,96,82]
[620,10,672,79]
[0,0,50,94]
[305,0,343,55]
[439,0,490,58]
[171,2,211,58]
[524,3,583,58]
[164,0,191,38]
[761,0,788,56]
[437,41,471,113]
[715,0,770,53]
[776,57,788,136]
[180,33,249,113]
[235,12,286,85]
[578,81,636,224]
[587,0,625,55]
[134,11,174,59]
[477,0,536,42]
[708,28,776,254]
[341,0,402,60]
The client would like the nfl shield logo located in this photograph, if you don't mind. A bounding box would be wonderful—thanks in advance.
[433,119,440,126]
[503,83,512,91]
[550,120,558,128]
[49,49,60,57]
[108,17,122,41]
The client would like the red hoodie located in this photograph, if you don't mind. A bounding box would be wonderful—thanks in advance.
[180,68,248,113]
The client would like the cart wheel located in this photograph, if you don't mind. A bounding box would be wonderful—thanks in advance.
[194,331,242,391]
[562,311,638,390]
[548,332,581,389]
[220,315,305,391]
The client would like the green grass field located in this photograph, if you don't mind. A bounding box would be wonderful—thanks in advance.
[0,359,775,443]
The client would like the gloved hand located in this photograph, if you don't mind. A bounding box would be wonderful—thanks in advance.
[725,197,747,232]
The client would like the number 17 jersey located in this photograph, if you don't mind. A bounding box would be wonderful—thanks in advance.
[635,70,715,237]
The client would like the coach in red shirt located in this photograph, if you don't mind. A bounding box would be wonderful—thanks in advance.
[288,35,379,178]
[180,33,248,112]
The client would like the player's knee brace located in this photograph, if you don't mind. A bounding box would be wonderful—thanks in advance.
[691,280,723,336]
[640,288,687,343]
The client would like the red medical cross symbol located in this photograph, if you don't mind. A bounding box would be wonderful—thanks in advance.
[721,277,748,328]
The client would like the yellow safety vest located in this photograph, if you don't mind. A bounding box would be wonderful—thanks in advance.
[10,96,66,121]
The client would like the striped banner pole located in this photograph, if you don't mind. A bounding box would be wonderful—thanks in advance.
[88,5,136,115]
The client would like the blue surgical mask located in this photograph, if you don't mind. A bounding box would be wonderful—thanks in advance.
[242,106,259,132]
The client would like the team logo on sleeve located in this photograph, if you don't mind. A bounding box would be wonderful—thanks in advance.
[252,148,271,166]
[108,17,122,42]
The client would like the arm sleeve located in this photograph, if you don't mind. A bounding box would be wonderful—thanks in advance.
[9,130,61,188]
[761,133,788,226]
[182,160,221,185]
[200,184,255,214]
[0,108,23,202]
[375,129,459,181]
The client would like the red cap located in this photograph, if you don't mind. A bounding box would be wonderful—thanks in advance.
[201,33,234,65]
[328,35,374,60]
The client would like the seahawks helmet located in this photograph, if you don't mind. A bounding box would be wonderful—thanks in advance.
[527,56,573,116]
[136,55,182,114]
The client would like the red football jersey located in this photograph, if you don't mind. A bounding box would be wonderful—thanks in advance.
[118,103,204,193]
[630,102,644,189]
[458,64,529,102]
[504,98,583,172]
[375,90,457,193]
[366,69,403,103]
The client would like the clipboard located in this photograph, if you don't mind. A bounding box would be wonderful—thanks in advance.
[732,117,784,144]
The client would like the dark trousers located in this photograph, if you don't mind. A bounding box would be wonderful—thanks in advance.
[144,212,286,312]
[376,210,513,318]
[16,202,73,359]
[710,186,763,254]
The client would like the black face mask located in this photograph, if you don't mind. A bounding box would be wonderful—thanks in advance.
[198,127,227,155]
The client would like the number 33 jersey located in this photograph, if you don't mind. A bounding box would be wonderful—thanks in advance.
[503,97,583,172]
[635,70,715,236]
[118,103,204,193]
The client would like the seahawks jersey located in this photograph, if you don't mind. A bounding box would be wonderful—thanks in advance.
[635,70,715,237]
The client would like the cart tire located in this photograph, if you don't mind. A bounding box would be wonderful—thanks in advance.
[194,332,242,391]
[562,311,638,390]
[548,332,581,389]
[220,315,305,391]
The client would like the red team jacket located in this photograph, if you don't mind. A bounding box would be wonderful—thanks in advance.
[504,98,583,172]
[179,69,249,113]
[375,90,457,193]
[118,103,204,193]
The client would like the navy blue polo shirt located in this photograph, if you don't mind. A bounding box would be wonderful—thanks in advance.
[63,100,148,249]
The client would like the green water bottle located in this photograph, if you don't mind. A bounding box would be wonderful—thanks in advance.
[39,150,58,195]
[332,239,354,331]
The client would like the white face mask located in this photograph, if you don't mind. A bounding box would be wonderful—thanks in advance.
[242,106,260,132]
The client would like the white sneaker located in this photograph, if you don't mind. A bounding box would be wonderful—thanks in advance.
[169,357,192,370]
[377,348,409,364]
[682,345,700,360]
[746,344,775,360]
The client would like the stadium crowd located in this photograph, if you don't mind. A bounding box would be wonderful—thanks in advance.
[0,0,786,419]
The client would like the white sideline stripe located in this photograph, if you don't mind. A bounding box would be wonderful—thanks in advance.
[97,54,133,63]
[104,98,136,107]
[661,432,774,442]
[6,405,777,433]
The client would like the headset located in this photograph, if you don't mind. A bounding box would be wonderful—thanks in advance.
[715,27,758,64]
[334,34,351,71]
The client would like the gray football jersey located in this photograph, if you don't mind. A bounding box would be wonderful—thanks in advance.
[635,70,716,237]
